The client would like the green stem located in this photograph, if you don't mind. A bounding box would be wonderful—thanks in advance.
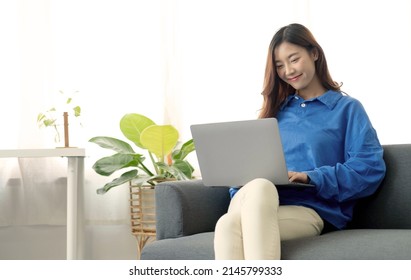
[149,152,160,175]
[136,158,155,176]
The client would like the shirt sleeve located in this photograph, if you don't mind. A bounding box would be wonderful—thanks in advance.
[229,187,240,198]
[305,102,386,203]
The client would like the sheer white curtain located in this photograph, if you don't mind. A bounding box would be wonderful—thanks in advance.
[1,0,411,226]
[1,0,170,226]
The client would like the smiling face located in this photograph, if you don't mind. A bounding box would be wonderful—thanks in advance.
[274,41,325,99]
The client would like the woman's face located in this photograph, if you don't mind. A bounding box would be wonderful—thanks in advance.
[274,41,319,94]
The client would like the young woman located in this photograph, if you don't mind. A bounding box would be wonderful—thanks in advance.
[214,23,386,260]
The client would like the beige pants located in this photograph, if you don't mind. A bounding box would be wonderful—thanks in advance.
[214,178,324,260]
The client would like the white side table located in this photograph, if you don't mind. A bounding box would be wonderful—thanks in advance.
[0,148,85,260]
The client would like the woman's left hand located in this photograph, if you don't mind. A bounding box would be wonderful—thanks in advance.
[288,171,309,184]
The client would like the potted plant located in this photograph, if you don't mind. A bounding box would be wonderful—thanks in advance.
[89,113,195,194]
[37,90,82,147]
[89,113,195,255]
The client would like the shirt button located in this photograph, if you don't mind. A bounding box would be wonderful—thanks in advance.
[300,103,306,108]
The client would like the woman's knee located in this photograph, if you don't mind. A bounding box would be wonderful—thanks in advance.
[246,178,274,188]
[215,213,240,234]
[243,178,279,203]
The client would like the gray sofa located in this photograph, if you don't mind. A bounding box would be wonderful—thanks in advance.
[141,144,411,259]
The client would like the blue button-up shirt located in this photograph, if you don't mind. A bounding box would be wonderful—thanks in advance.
[278,90,386,229]
[231,90,386,229]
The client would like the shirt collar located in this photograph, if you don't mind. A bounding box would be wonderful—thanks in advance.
[280,90,342,111]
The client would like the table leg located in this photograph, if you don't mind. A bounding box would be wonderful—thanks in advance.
[67,157,85,260]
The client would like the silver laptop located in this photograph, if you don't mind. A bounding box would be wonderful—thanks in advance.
[190,118,315,188]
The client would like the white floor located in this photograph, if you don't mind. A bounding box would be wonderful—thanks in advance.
[0,224,139,260]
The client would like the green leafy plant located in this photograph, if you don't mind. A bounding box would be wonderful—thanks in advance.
[37,90,81,143]
[89,113,195,194]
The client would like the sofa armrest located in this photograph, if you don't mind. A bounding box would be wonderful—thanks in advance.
[351,144,411,229]
[155,180,230,240]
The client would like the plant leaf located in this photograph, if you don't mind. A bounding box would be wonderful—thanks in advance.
[172,139,195,160]
[43,119,57,127]
[156,159,193,180]
[140,125,179,160]
[37,113,46,123]
[92,153,137,176]
[89,136,135,154]
[73,106,81,117]
[120,113,155,149]
[97,169,138,194]
[129,175,162,187]
[173,159,194,178]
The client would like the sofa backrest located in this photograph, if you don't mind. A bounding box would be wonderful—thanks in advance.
[351,144,411,229]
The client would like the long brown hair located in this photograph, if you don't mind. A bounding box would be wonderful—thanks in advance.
[259,23,340,118]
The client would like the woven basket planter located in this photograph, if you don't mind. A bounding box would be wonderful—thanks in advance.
[129,184,156,257]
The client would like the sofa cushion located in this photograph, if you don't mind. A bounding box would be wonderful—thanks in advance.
[142,229,411,260]
[282,229,411,259]
[141,232,215,260]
